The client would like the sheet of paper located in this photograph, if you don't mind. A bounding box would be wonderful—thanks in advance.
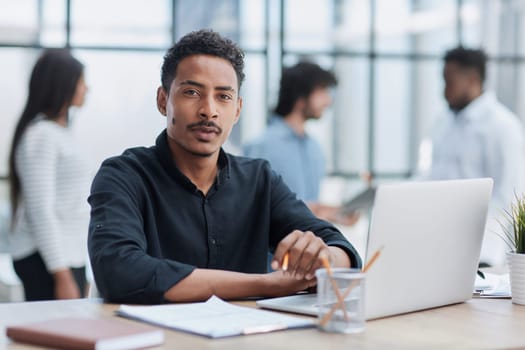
[474,273,511,298]
[117,295,315,338]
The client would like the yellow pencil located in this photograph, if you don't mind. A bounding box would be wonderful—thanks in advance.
[282,252,289,271]
[363,245,384,272]
[320,253,350,321]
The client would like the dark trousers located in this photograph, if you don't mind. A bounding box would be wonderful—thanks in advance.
[13,251,86,301]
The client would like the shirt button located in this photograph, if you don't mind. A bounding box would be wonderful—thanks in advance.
[211,239,216,245]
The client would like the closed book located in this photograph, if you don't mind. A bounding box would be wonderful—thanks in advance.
[6,317,164,350]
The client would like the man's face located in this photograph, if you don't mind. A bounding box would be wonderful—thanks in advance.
[443,61,477,111]
[156,54,242,158]
[303,86,333,120]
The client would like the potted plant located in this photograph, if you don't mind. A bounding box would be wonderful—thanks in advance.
[501,194,525,305]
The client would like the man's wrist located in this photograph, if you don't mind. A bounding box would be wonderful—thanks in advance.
[328,246,351,268]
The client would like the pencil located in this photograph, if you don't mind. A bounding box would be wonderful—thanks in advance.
[319,254,332,274]
[363,245,384,272]
[282,252,289,271]
[320,254,350,321]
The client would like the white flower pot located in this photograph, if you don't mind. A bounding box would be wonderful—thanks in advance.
[507,252,525,305]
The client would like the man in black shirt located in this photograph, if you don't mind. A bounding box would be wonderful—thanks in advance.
[88,29,361,304]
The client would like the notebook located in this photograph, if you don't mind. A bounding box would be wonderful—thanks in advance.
[6,317,164,350]
[257,178,493,320]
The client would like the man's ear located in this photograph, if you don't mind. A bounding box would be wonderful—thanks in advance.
[233,96,243,124]
[156,86,167,116]
[293,97,306,113]
[466,68,482,87]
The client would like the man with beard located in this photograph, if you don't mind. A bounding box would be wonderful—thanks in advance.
[244,62,358,225]
[87,31,361,304]
[421,46,525,267]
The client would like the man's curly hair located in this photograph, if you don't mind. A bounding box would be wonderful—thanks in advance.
[444,46,487,82]
[161,29,245,92]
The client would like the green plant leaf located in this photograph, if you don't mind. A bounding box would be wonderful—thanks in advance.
[500,193,525,254]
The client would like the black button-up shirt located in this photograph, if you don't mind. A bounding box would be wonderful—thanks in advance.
[88,130,361,304]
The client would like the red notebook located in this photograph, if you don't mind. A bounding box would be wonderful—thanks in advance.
[6,317,164,350]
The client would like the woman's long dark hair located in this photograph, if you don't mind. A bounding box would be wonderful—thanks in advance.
[8,48,84,222]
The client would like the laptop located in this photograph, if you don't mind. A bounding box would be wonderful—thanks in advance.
[257,178,493,320]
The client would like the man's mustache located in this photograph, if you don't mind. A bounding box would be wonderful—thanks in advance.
[187,120,222,133]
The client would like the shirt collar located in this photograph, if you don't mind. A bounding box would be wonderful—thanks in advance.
[456,91,495,121]
[215,148,230,185]
[154,129,230,190]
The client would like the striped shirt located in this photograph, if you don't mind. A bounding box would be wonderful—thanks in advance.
[10,117,91,272]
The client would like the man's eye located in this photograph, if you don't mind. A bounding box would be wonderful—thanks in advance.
[184,90,198,96]
[220,94,232,100]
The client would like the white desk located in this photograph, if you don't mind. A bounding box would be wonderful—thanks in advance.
[1,297,524,349]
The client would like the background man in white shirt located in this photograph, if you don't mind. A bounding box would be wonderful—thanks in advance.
[421,47,525,267]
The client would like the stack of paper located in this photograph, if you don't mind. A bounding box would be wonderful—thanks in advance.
[474,273,511,298]
[117,295,315,338]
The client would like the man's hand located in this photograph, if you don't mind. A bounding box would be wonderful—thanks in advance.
[271,230,328,280]
[261,270,318,297]
[272,230,352,281]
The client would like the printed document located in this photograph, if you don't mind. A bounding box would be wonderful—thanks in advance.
[117,295,315,338]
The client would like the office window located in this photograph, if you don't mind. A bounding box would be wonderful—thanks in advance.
[375,0,412,53]
[72,50,165,169]
[334,0,370,52]
[240,54,267,146]
[284,0,334,52]
[517,64,525,121]
[0,49,38,176]
[41,0,67,46]
[409,0,458,55]
[459,0,484,48]
[0,0,38,44]
[412,59,447,151]
[332,58,370,174]
[175,0,240,43]
[495,62,519,114]
[239,0,266,50]
[71,0,171,47]
[373,60,411,173]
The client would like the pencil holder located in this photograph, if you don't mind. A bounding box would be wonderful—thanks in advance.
[316,268,366,334]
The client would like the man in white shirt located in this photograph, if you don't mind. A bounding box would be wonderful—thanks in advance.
[421,47,525,267]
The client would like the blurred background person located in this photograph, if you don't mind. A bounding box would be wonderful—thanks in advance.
[243,61,359,226]
[418,46,525,267]
[8,49,91,300]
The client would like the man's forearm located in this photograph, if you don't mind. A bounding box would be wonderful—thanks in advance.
[163,269,267,302]
[163,268,317,302]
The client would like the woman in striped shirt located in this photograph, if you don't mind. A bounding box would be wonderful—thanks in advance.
[8,49,90,301]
